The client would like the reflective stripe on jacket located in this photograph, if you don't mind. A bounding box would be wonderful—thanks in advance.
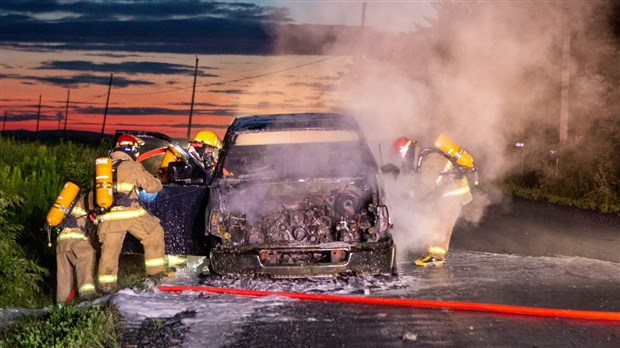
[57,229,89,241]
[97,207,148,223]
[443,183,471,198]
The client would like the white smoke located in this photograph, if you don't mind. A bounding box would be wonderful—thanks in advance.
[323,2,616,258]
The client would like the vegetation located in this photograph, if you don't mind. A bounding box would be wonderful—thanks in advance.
[0,304,120,348]
[0,136,109,307]
[0,191,49,308]
[502,128,620,213]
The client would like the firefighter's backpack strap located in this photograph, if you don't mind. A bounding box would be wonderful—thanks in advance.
[112,159,136,207]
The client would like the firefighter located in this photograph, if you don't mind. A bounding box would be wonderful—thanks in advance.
[52,190,98,305]
[187,129,222,174]
[393,134,475,266]
[157,130,223,183]
[96,134,166,293]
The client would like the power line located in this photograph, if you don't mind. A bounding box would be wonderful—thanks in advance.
[111,55,340,96]
[205,56,340,87]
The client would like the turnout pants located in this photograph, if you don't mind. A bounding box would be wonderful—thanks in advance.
[418,196,463,255]
[97,212,166,290]
[56,238,96,304]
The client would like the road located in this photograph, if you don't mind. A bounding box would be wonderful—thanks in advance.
[114,197,620,347]
[452,196,620,263]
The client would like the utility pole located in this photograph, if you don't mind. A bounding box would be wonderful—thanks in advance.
[359,2,367,53]
[2,112,7,133]
[101,73,113,139]
[36,94,42,138]
[63,89,70,139]
[559,33,570,144]
[187,56,199,142]
[361,2,367,31]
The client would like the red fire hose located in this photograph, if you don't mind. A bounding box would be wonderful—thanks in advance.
[159,285,620,321]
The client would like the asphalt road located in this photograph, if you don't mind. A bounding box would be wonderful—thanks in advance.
[115,197,620,347]
[212,197,620,347]
[452,196,620,263]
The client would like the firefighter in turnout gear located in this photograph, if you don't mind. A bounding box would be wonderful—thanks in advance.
[96,134,166,293]
[158,129,223,183]
[49,189,98,305]
[393,134,475,267]
[188,129,222,174]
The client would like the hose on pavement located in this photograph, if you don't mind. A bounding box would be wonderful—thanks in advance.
[159,285,620,321]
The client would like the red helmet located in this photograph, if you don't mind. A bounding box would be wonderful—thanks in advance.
[114,134,144,159]
[393,136,415,158]
[115,134,144,148]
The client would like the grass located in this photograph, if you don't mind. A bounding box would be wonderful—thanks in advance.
[0,191,49,308]
[0,304,121,348]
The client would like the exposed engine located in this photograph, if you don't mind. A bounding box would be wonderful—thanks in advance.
[218,190,378,247]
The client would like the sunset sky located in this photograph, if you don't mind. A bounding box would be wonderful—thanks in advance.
[0,1,435,140]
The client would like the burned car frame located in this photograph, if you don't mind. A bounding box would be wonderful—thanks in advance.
[207,113,397,277]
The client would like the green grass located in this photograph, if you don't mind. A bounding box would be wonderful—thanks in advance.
[0,136,109,307]
[0,191,49,308]
[0,304,120,348]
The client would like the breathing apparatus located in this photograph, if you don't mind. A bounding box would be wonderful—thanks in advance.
[95,157,114,209]
[96,134,146,209]
[428,133,479,185]
[158,144,185,183]
[45,181,80,247]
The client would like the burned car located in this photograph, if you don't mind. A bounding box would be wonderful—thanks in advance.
[207,113,397,277]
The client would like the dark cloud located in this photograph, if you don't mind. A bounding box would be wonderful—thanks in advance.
[208,89,244,94]
[170,122,231,129]
[0,0,290,54]
[75,106,188,116]
[0,1,291,22]
[3,73,154,88]
[36,60,219,77]
[3,113,38,122]
[0,1,358,55]
[257,90,285,96]
[175,101,221,107]
[205,109,238,117]
[85,53,141,58]
[288,81,336,91]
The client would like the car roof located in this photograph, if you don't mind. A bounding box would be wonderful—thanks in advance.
[229,113,361,133]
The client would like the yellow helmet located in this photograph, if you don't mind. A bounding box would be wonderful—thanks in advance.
[192,130,222,149]
[434,133,474,168]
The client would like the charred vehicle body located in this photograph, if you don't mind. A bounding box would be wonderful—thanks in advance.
[116,113,396,277]
[207,113,397,277]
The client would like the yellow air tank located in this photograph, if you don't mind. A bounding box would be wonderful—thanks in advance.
[434,133,474,168]
[46,181,80,227]
[95,157,114,209]
[158,145,182,183]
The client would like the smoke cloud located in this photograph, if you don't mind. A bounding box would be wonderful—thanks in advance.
[274,2,618,258]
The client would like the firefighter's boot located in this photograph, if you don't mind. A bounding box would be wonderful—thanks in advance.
[415,246,447,267]
[415,254,445,267]
[79,290,98,303]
